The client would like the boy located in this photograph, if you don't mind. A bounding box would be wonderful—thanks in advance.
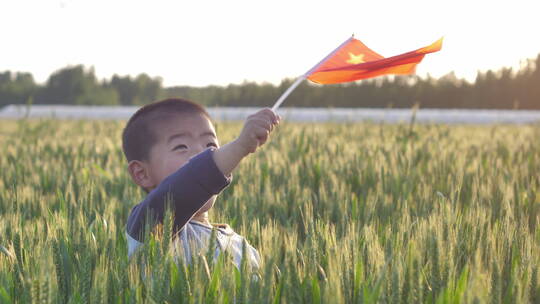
[122,98,279,270]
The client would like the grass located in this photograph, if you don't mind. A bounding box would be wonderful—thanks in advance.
[0,118,539,303]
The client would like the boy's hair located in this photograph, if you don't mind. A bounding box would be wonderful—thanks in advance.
[122,98,210,162]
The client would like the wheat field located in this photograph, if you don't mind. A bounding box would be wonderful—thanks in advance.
[0,119,539,303]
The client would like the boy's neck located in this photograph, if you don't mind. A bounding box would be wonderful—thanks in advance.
[192,212,210,226]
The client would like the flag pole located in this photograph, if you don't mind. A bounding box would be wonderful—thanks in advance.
[271,35,354,111]
[271,77,305,111]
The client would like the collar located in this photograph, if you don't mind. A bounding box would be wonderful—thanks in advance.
[189,219,234,235]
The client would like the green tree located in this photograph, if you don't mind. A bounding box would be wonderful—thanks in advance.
[132,74,162,105]
[109,75,137,105]
[37,65,118,105]
[0,71,37,107]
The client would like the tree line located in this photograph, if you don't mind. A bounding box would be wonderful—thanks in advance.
[1,54,539,109]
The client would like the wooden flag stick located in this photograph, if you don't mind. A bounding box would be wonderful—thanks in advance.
[271,76,305,111]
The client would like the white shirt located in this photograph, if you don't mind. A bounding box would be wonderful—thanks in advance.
[127,220,260,270]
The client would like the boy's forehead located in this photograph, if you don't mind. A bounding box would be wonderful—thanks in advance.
[153,112,216,141]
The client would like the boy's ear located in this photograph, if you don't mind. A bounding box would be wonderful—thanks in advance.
[127,160,154,191]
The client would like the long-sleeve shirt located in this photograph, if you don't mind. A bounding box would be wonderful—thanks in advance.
[125,148,260,269]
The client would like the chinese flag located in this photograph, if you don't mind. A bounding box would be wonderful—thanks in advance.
[307,38,443,84]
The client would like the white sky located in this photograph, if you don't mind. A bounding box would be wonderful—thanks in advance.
[1,0,539,87]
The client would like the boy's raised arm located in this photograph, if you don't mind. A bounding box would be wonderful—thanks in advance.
[212,108,279,175]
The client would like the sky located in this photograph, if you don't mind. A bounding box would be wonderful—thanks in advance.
[1,0,539,87]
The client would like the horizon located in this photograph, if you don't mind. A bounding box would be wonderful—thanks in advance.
[2,0,539,87]
[3,53,538,89]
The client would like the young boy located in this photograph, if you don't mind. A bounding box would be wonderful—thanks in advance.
[122,98,279,270]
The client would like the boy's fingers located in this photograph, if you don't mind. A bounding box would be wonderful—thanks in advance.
[253,127,270,144]
[256,108,279,124]
[253,125,269,138]
[252,112,274,126]
[258,108,276,117]
[251,117,274,132]
[258,133,269,145]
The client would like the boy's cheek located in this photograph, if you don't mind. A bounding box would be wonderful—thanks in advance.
[164,156,190,176]
[149,158,183,185]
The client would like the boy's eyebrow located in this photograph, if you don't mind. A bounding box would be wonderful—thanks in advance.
[167,132,189,143]
[167,131,216,143]
[199,131,217,139]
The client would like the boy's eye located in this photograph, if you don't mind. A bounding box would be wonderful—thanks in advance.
[173,144,188,151]
[207,143,218,148]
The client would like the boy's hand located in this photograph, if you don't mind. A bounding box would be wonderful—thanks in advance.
[236,108,280,155]
[212,108,280,177]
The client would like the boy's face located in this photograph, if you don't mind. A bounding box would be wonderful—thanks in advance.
[132,112,220,212]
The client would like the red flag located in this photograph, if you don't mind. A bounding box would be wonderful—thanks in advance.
[307,37,443,84]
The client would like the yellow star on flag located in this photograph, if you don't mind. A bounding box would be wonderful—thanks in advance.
[346,52,365,64]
